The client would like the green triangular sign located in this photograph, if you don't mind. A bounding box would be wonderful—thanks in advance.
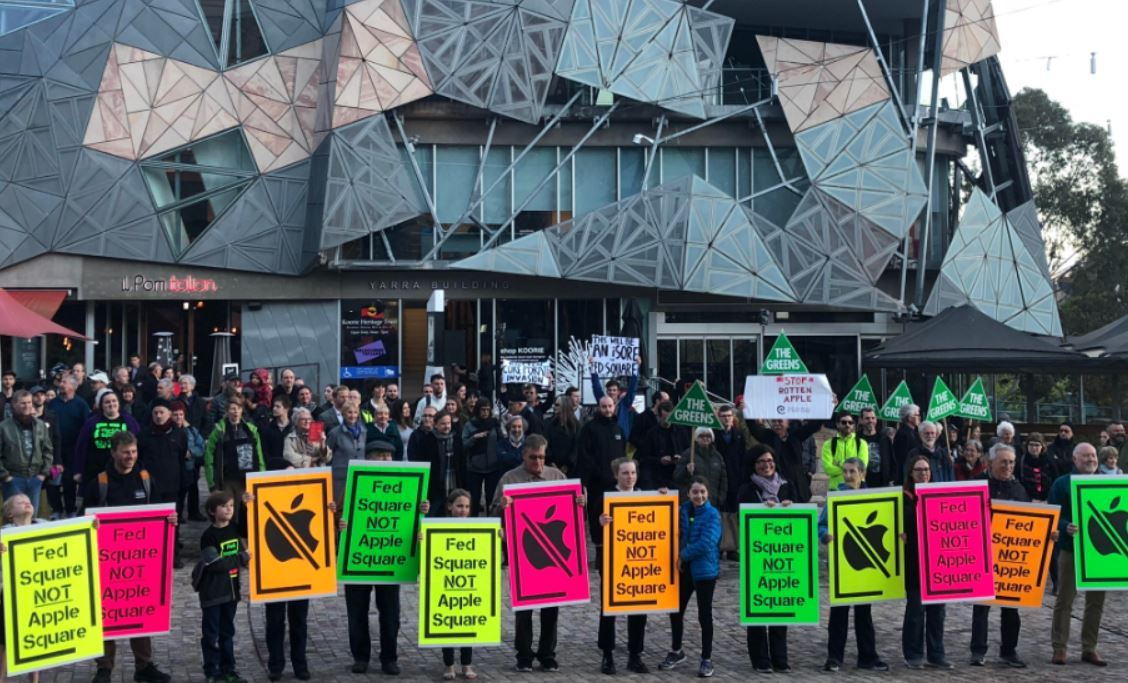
[878,381,914,421]
[956,378,993,422]
[760,333,808,375]
[669,380,723,429]
[926,377,959,422]
[837,375,879,415]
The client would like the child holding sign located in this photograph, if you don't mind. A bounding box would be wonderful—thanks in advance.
[0,494,43,683]
[194,491,251,683]
[439,488,478,681]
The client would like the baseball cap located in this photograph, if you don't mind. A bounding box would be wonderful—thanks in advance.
[89,371,110,384]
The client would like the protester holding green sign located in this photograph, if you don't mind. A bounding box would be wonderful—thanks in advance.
[338,460,430,584]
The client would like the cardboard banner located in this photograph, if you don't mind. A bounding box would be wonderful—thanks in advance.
[925,377,958,422]
[759,333,808,374]
[2,517,103,676]
[739,504,819,625]
[419,519,502,648]
[836,375,879,415]
[1071,475,1128,590]
[87,503,175,637]
[878,380,914,421]
[668,381,722,430]
[338,461,430,584]
[589,335,639,378]
[503,479,590,610]
[501,359,552,387]
[988,501,1060,608]
[247,468,337,602]
[916,481,994,603]
[743,374,835,421]
[601,492,679,615]
[826,487,905,605]
[956,378,993,422]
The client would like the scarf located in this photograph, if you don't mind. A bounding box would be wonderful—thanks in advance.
[151,419,173,434]
[345,421,362,441]
[751,472,784,502]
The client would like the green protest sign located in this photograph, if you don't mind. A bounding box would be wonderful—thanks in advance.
[1071,475,1128,590]
[739,504,819,625]
[878,381,913,421]
[836,376,879,415]
[338,461,430,584]
[760,333,808,375]
[956,378,992,422]
[669,381,722,430]
[925,377,958,422]
[418,519,502,647]
[826,487,905,605]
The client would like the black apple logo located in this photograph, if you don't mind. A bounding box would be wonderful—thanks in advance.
[521,504,571,571]
[1086,496,1128,557]
[266,493,319,563]
[843,510,890,572]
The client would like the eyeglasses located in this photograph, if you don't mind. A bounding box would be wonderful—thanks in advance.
[755,458,774,466]
[912,467,931,473]
[839,420,854,426]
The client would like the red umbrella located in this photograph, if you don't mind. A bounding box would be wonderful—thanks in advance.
[0,288,88,340]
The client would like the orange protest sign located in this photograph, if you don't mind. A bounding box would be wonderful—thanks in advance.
[988,501,1059,608]
[601,491,679,615]
[247,468,338,603]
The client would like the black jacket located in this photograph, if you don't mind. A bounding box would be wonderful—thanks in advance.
[713,427,749,513]
[416,430,464,502]
[195,524,248,607]
[260,420,293,471]
[977,471,1030,503]
[892,423,922,485]
[578,414,626,495]
[640,424,689,490]
[84,464,153,507]
[748,421,822,504]
[138,424,187,497]
[1047,438,1075,478]
[1018,451,1057,501]
[136,373,159,405]
[543,418,579,474]
[179,392,207,431]
[630,409,661,452]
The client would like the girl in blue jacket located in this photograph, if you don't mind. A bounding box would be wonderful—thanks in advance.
[659,476,721,678]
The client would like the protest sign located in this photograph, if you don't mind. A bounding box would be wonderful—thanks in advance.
[247,468,337,602]
[589,335,639,378]
[2,517,103,676]
[759,333,808,375]
[956,378,993,422]
[915,481,994,603]
[501,359,552,387]
[338,461,429,584]
[878,380,914,421]
[836,375,879,415]
[1071,475,1128,590]
[503,480,590,609]
[668,381,722,430]
[739,504,819,625]
[742,374,835,421]
[925,377,958,423]
[87,503,175,637]
[988,501,1059,608]
[602,492,679,615]
[418,519,502,647]
[826,487,904,605]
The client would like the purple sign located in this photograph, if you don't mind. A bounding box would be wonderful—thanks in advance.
[353,340,387,364]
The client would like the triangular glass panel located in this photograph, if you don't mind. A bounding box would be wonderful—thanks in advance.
[194,0,270,67]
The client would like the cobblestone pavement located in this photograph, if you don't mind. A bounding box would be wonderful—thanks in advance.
[38,517,1128,682]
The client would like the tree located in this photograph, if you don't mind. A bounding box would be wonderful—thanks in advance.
[1012,88,1128,336]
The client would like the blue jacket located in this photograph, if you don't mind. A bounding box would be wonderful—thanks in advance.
[591,371,640,439]
[679,500,720,581]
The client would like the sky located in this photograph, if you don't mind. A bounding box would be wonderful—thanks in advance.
[994,0,1128,166]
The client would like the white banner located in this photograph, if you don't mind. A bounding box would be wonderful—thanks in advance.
[589,335,639,378]
[501,359,552,387]
[742,374,835,420]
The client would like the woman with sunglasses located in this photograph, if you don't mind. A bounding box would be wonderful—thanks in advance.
[737,445,796,673]
[821,413,869,490]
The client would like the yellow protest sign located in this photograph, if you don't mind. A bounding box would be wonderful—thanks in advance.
[247,468,338,602]
[2,517,103,676]
[601,491,679,615]
[826,487,905,605]
[418,519,502,647]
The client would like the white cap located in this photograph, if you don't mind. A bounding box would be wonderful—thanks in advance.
[89,371,110,384]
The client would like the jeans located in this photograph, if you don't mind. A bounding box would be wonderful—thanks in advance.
[902,580,946,663]
[514,608,558,666]
[827,605,878,666]
[1052,550,1106,652]
[463,469,501,517]
[345,584,400,664]
[669,571,716,660]
[442,648,473,666]
[266,600,309,674]
[201,602,238,677]
[970,605,1020,657]
[747,626,789,669]
[2,476,42,515]
[96,637,152,671]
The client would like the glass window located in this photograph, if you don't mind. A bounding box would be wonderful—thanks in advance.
[575,148,616,216]
[763,335,857,399]
[618,147,649,199]
[706,339,732,401]
[557,299,602,360]
[0,0,71,36]
[657,339,677,387]
[195,0,268,67]
[604,298,620,334]
[678,339,704,383]
[496,300,555,375]
[732,339,757,399]
[661,147,705,184]
[435,146,479,224]
[514,147,558,237]
[481,146,510,225]
[707,148,736,197]
[402,144,432,210]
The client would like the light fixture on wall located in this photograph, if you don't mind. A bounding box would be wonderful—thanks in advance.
[182,302,190,311]
[632,133,654,145]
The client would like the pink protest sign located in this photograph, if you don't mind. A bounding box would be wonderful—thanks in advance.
[87,503,176,637]
[915,481,994,603]
[503,480,590,610]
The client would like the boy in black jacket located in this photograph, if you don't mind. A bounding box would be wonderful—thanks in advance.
[194,490,251,683]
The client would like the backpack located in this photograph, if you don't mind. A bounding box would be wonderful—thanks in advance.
[96,469,150,506]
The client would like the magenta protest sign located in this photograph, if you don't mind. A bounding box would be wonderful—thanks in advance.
[503,480,590,610]
[87,503,176,637]
[915,481,994,603]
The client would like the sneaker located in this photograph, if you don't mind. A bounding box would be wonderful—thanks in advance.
[351,661,369,674]
[925,659,953,670]
[859,660,889,672]
[754,663,773,674]
[904,660,924,670]
[540,658,559,672]
[969,655,986,666]
[822,659,840,673]
[515,662,534,673]
[697,659,714,678]
[602,652,616,675]
[381,661,401,675]
[659,651,687,670]
[223,674,248,683]
[774,664,792,673]
[134,663,172,683]
[626,656,649,674]
[1001,655,1027,669]
[268,674,282,682]
[92,670,113,683]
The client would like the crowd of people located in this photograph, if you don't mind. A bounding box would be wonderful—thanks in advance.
[0,357,1124,682]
